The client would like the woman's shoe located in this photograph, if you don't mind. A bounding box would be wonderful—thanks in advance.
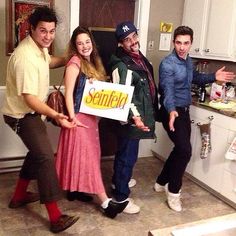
[66,191,77,201]
[103,200,129,219]
[66,191,93,202]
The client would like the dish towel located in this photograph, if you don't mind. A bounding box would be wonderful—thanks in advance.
[198,122,212,159]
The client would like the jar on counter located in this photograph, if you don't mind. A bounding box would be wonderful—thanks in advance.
[225,83,235,99]
[198,61,209,74]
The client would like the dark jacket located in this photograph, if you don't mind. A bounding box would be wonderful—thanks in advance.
[109,47,159,139]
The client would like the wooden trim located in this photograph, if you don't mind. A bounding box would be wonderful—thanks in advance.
[88,27,115,32]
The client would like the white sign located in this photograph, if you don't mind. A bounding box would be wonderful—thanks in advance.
[159,33,172,51]
[79,80,134,122]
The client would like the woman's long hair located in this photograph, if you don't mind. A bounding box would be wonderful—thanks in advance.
[66,26,106,81]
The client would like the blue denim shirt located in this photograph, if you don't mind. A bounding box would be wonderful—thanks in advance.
[159,50,215,113]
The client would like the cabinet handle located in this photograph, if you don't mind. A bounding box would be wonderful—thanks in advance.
[208,115,214,121]
[194,48,200,52]
[204,49,210,53]
[197,122,201,126]
[191,120,195,123]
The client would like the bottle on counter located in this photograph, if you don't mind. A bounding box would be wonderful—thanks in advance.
[221,83,226,101]
[197,60,209,103]
[199,85,206,103]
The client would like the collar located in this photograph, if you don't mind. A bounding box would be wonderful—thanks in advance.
[173,49,189,61]
[26,35,48,58]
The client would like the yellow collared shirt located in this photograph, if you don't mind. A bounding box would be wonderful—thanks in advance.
[2,35,51,118]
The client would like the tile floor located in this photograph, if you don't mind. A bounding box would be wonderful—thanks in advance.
[0,156,235,236]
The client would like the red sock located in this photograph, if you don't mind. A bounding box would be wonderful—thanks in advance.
[12,178,30,202]
[45,201,62,223]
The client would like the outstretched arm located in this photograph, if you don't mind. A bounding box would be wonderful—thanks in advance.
[50,56,66,69]
[215,66,235,83]
[22,94,75,128]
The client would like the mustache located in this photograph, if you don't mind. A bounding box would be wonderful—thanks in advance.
[131,41,139,47]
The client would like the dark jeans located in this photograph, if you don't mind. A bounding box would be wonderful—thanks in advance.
[112,137,140,201]
[157,107,192,193]
[4,114,62,203]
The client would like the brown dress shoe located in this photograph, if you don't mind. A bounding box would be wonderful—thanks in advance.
[50,214,80,233]
[8,192,40,208]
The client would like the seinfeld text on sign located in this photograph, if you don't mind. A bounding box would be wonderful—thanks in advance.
[80,81,134,121]
[84,89,128,109]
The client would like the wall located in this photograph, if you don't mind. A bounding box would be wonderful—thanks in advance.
[0,0,70,86]
[146,0,185,80]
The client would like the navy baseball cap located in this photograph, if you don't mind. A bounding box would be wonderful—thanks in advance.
[115,21,138,41]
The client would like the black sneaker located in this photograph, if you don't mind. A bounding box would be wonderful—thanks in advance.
[103,200,129,219]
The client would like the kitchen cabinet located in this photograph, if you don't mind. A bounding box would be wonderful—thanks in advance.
[186,106,236,205]
[222,117,236,203]
[182,0,236,61]
[189,106,228,193]
[151,105,236,207]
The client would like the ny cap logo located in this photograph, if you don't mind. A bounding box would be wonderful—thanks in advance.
[122,25,130,32]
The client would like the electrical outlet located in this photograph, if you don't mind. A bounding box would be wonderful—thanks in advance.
[148,40,154,51]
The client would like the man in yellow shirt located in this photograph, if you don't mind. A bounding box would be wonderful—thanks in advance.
[2,6,79,233]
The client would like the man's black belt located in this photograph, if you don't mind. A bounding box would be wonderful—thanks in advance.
[176,106,189,112]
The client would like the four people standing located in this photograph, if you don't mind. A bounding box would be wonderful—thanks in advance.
[1,5,236,232]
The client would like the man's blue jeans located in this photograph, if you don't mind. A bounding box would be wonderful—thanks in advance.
[112,137,140,201]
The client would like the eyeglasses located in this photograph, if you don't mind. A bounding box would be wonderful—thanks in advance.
[123,33,138,44]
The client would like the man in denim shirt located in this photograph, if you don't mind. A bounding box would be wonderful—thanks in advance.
[154,26,235,212]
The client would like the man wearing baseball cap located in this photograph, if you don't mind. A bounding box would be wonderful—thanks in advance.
[109,21,159,214]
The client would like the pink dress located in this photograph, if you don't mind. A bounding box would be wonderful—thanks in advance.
[55,56,105,194]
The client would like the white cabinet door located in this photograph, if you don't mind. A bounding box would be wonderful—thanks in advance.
[205,0,236,59]
[223,119,236,202]
[189,106,230,193]
[191,120,227,192]
[182,0,209,57]
[182,0,236,61]
[187,108,200,174]
[221,170,236,203]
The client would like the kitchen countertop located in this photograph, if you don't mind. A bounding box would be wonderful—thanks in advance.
[192,96,236,119]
